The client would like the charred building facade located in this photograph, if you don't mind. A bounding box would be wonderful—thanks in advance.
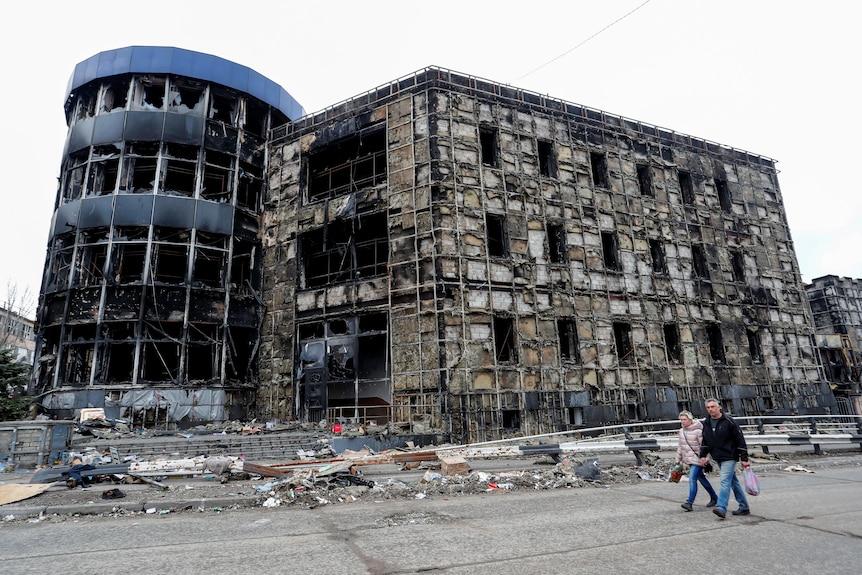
[32,47,303,424]
[33,49,838,439]
[805,275,862,396]
[262,68,836,442]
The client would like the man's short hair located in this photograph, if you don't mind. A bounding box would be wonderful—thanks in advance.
[705,397,720,406]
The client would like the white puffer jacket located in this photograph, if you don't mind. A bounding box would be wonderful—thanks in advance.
[676,419,706,465]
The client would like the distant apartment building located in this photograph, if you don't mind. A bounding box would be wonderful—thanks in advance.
[31,48,838,439]
[1,306,35,367]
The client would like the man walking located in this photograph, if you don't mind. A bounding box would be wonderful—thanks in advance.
[699,398,751,519]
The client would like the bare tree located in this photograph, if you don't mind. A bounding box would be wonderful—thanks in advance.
[1,280,35,349]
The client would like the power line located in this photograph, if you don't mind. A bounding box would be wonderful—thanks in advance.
[515,0,653,82]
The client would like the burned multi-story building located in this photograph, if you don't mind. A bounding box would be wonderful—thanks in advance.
[32,46,303,424]
[805,275,862,396]
[261,68,835,442]
[33,48,838,440]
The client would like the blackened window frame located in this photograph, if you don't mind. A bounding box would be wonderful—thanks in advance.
[300,212,389,288]
[307,127,387,201]
[486,213,509,258]
[613,321,633,364]
[590,151,609,188]
[636,163,652,196]
[558,318,580,362]
[493,315,517,363]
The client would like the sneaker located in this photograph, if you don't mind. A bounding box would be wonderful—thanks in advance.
[713,508,726,519]
[681,502,693,511]
[706,498,717,507]
[731,509,750,516]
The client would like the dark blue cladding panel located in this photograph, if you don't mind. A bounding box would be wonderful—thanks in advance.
[68,46,304,120]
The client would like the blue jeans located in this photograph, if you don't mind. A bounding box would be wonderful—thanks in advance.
[686,464,717,505]
[715,459,750,513]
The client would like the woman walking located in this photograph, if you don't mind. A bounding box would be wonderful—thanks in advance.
[675,410,718,511]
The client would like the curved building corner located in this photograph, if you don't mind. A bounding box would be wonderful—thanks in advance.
[32,46,304,426]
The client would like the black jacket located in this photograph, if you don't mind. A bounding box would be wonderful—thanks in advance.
[699,413,749,463]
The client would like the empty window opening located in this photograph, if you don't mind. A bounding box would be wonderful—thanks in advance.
[163,144,199,197]
[132,76,166,110]
[613,322,633,363]
[730,250,746,283]
[63,345,94,385]
[224,326,256,381]
[558,319,580,362]
[193,246,225,288]
[636,164,652,196]
[237,161,263,211]
[479,126,498,167]
[747,329,763,363]
[664,323,682,363]
[187,324,220,380]
[308,128,387,200]
[502,409,520,429]
[114,244,147,284]
[538,140,556,177]
[590,151,608,188]
[359,312,388,332]
[244,99,269,138]
[152,244,188,284]
[715,178,732,212]
[493,316,517,363]
[75,90,96,121]
[100,79,129,113]
[691,244,708,279]
[168,78,205,114]
[86,146,121,197]
[678,170,695,204]
[706,324,725,363]
[298,322,325,340]
[547,223,566,263]
[63,150,88,201]
[301,212,388,288]
[76,244,108,287]
[48,235,75,291]
[649,239,666,274]
[601,231,619,271]
[230,239,256,294]
[103,339,135,383]
[121,143,159,194]
[329,319,351,335]
[357,333,388,379]
[202,150,234,202]
[140,341,179,381]
[209,90,238,124]
[486,214,508,257]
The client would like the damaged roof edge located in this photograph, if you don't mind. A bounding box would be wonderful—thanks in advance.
[289,65,775,167]
[66,45,305,121]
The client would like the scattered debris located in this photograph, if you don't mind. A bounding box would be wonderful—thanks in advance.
[783,465,814,473]
[101,488,126,500]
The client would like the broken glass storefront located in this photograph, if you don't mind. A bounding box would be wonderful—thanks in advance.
[297,314,390,424]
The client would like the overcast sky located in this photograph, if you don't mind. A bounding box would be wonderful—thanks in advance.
[2,0,859,316]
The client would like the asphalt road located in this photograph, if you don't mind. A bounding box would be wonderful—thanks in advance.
[1,458,860,575]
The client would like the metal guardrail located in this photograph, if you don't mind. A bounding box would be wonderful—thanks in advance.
[436,415,862,464]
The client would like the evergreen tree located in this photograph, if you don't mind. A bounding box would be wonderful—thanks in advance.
[0,348,31,420]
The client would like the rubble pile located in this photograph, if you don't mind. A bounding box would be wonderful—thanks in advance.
[251,456,680,510]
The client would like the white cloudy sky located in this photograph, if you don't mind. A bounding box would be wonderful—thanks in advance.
[2,0,859,316]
